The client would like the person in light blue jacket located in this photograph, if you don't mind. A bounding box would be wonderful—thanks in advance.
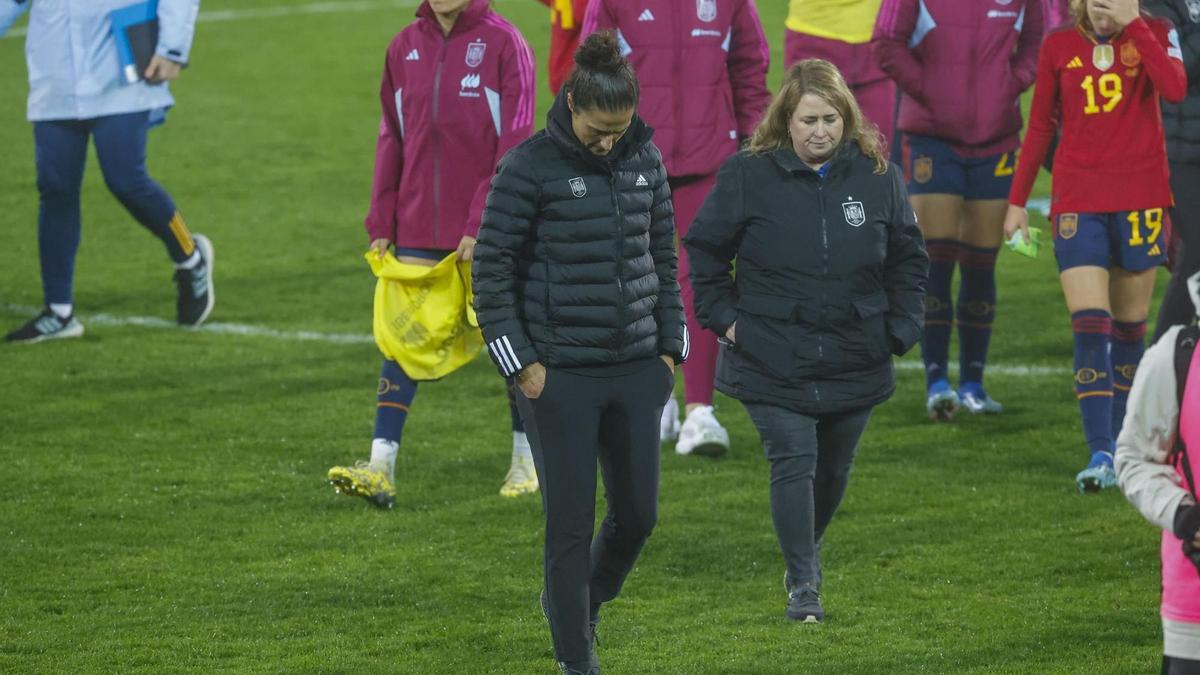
[1,0,213,343]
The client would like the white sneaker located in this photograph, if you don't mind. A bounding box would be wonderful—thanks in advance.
[660,395,682,442]
[675,405,730,457]
[500,455,539,498]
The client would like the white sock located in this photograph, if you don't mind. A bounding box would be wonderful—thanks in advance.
[512,430,532,461]
[369,438,399,479]
[175,251,201,270]
[48,303,73,319]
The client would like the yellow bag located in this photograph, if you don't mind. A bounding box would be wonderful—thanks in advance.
[366,250,483,381]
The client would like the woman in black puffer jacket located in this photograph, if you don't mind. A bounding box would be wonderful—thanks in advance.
[473,32,687,675]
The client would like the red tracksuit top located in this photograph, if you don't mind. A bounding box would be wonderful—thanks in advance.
[1009,18,1186,215]
[872,0,1044,157]
[365,0,536,248]
[582,0,771,178]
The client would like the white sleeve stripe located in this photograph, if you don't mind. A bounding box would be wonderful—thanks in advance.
[500,335,523,371]
[488,340,515,376]
[680,325,690,361]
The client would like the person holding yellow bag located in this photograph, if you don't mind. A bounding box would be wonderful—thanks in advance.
[326,0,537,508]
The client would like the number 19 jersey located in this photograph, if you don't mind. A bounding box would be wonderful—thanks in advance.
[1009,17,1186,216]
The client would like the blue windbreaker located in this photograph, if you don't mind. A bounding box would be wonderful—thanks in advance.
[0,0,199,121]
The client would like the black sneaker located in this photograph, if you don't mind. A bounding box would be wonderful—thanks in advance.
[785,573,824,623]
[175,233,214,326]
[5,308,84,344]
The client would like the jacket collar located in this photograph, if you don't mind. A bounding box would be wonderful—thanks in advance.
[545,92,654,169]
[770,142,860,179]
[416,0,491,35]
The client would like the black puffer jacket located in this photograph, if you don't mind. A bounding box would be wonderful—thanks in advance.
[472,95,688,377]
[684,143,927,414]
[1146,0,1200,163]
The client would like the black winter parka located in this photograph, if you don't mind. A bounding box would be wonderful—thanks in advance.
[1145,0,1200,163]
[683,143,928,414]
[472,96,688,378]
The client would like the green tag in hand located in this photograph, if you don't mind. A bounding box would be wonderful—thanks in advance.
[1006,226,1041,258]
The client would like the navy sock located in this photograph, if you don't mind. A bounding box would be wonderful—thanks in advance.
[1111,319,1146,440]
[956,245,998,387]
[922,239,958,387]
[506,380,525,433]
[1071,310,1113,455]
[374,359,418,443]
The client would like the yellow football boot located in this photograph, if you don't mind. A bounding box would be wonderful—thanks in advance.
[328,461,396,509]
[499,456,539,498]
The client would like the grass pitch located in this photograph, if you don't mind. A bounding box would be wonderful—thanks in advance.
[0,1,1173,672]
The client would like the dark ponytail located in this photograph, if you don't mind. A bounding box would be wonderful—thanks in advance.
[563,31,639,113]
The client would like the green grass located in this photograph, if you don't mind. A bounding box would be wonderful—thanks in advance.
[0,1,1173,672]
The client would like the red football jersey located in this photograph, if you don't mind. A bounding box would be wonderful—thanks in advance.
[1009,17,1186,215]
[537,0,589,93]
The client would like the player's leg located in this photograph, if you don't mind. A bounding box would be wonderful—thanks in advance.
[954,149,1013,414]
[327,358,417,509]
[1110,207,1168,443]
[1055,212,1120,492]
[5,120,89,343]
[671,173,729,457]
[327,248,441,508]
[903,134,966,420]
[91,111,214,326]
[500,380,539,497]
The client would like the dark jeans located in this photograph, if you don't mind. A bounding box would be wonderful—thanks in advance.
[743,402,873,586]
[515,359,673,668]
[34,111,182,305]
[1155,161,1200,341]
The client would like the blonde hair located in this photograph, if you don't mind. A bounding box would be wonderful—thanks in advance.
[746,59,887,174]
[1068,0,1149,33]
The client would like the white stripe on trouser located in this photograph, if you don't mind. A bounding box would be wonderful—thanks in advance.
[680,325,690,361]
[489,340,515,376]
[500,335,522,372]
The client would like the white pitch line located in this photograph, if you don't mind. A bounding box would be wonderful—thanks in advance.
[1,303,1071,374]
[2,0,420,39]
[1,304,373,345]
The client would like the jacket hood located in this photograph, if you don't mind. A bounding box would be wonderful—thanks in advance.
[546,92,654,168]
[416,0,491,32]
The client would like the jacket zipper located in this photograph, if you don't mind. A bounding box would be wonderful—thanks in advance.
[432,34,448,244]
[611,172,626,358]
[815,179,827,403]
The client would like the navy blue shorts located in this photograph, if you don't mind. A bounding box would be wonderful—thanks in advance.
[1052,209,1170,272]
[901,134,1015,200]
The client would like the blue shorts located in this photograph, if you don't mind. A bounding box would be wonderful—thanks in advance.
[901,134,1015,200]
[1052,209,1170,272]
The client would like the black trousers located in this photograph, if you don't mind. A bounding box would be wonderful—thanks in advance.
[515,359,674,667]
[1155,161,1200,341]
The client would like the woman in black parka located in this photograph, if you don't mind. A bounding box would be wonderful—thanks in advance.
[684,59,928,624]
[473,32,687,675]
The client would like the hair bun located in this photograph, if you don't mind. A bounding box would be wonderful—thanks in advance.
[574,32,624,75]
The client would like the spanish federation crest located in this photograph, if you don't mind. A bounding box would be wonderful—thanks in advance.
[914,156,933,184]
[466,40,487,67]
[569,177,587,198]
[1058,212,1078,240]
[842,200,865,227]
[1092,44,1114,71]
[696,0,716,22]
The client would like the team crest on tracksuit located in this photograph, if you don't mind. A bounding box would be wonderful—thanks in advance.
[569,177,587,197]
[466,40,487,67]
[696,0,716,22]
[1188,0,1200,23]
[842,200,865,227]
